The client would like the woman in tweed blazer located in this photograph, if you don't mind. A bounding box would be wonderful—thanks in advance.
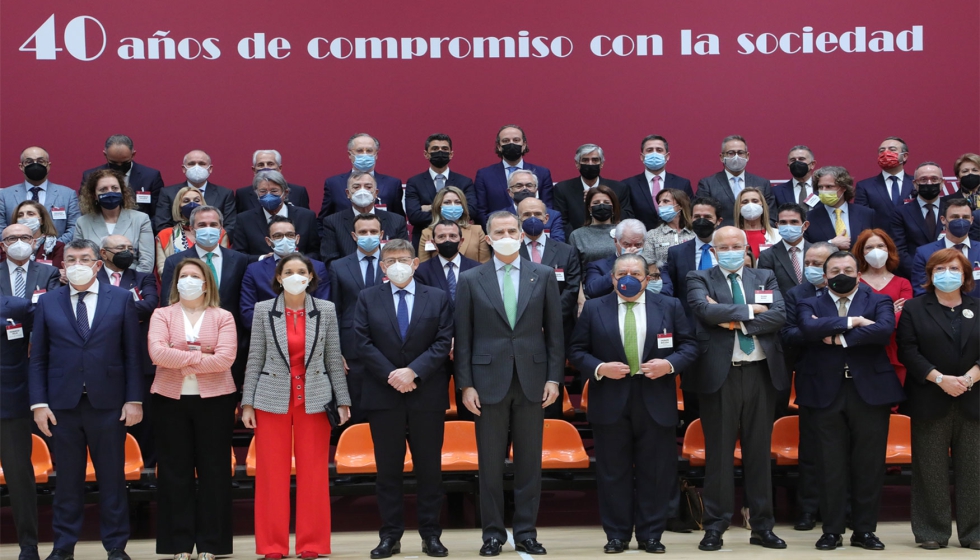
[242,254,350,560]
[147,258,238,560]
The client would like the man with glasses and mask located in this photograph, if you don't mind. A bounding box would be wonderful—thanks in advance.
[1,224,60,297]
[233,170,320,262]
[155,150,237,236]
[855,137,916,230]
[235,150,310,213]
[320,172,408,265]
[405,134,478,249]
[697,135,776,226]
[319,133,404,220]
[585,219,672,299]
[1,146,79,243]
[773,146,817,208]
[503,170,565,242]
[81,135,165,222]
[912,198,980,298]
[473,125,554,222]
[554,144,634,234]
[891,162,948,278]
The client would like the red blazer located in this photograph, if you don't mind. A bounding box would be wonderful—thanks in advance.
[148,304,238,399]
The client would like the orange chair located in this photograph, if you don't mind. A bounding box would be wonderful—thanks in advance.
[682,419,741,467]
[540,419,590,469]
[0,434,54,485]
[446,377,458,418]
[335,423,413,474]
[771,416,800,465]
[84,433,143,482]
[885,414,912,464]
[245,436,300,476]
[676,376,684,411]
[561,386,575,419]
[788,375,799,411]
[580,380,589,413]
[441,421,480,472]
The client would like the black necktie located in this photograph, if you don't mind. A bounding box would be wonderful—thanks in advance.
[29,187,41,202]
[924,203,936,240]
[76,292,90,339]
[364,255,375,286]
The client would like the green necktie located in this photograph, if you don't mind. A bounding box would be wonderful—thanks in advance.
[624,302,640,376]
[503,264,517,328]
[205,252,219,287]
[728,273,755,355]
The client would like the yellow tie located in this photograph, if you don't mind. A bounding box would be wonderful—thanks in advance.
[834,208,846,236]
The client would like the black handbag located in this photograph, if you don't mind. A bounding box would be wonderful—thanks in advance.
[324,398,341,428]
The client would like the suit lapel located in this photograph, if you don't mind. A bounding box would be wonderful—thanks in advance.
[25,262,42,292]
[115,210,133,237]
[57,289,87,339]
[268,296,291,366]
[772,243,795,282]
[514,261,537,323]
[88,283,113,335]
[642,297,665,362]
[304,295,321,368]
[218,248,236,292]
[714,173,735,206]
[709,267,735,304]
[407,284,429,345]
[597,296,628,363]
[923,297,955,341]
[540,240,558,267]
[345,255,365,289]
[477,263,511,326]
[379,283,404,341]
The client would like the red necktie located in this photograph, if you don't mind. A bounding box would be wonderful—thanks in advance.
[652,175,661,204]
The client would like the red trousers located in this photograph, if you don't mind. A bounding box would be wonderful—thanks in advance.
[254,407,332,555]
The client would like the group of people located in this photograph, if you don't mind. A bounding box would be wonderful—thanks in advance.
[0,128,978,560]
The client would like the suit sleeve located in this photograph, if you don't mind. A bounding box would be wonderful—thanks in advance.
[553,188,570,231]
[664,297,698,373]
[407,292,454,382]
[453,273,475,389]
[538,168,555,209]
[839,295,895,347]
[543,267,565,383]
[296,187,310,210]
[0,193,9,232]
[473,171,489,227]
[43,267,61,291]
[741,271,786,336]
[404,179,430,230]
[549,215,566,243]
[459,177,480,225]
[122,297,143,401]
[154,190,174,233]
[182,311,238,376]
[567,301,602,381]
[618,184,635,220]
[61,192,81,244]
[136,214,155,273]
[686,271,752,324]
[560,248,582,318]
[763,180,777,225]
[854,182,870,208]
[135,273,159,321]
[696,178,712,201]
[240,268,259,331]
[389,216,409,241]
[911,248,928,297]
[320,217,342,264]
[313,263,331,301]
[383,178,404,217]
[890,208,913,277]
[583,261,614,299]
[28,296,50,406]
[148,171,165,224]
[780,289,805,347]
[220,193,238,238]
[241,306,268,407]
[323,303,350,406]
[148,309,203,369]
[659,267,673,297]
[160,256,175,306]
[896,305,936,384]
[352,291,399,380]
[231,218,250,255]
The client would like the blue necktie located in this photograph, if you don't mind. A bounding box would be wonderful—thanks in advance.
[446,262,457,300]
[698,244,713,270]
[506,166,518,178]
[29,187,41,202]
[396,289,409,339]
[889,176,901,205]
[13,266,26,299]
[76,291,90,339]
[364,255,375,286]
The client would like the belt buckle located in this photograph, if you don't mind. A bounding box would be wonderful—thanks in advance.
[844,367,852,379]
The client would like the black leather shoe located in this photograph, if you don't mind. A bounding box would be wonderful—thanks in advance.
[666,517,693,533]
[698,530,723,551]
[19,546,40,560]
[794,512,817,531]
[749,530,787,549]
[640,540,665,554]
[603,539,627,553]
[43,550,71,560]
[421,536,448,557]
[918,541,942,550]
[815,533,842,550]
[106,550,130,560]
[370,538,401,559]
[479,538,503,557]
[850,532,885,550]
[515,538,547,554]
[968,541,980,550]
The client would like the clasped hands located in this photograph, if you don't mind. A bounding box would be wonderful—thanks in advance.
[936,373,972,397]
[388,367,417,393]
[598,359,672,380]
[705,295,768,328]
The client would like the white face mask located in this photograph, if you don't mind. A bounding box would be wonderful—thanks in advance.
[177,276,205,300]
[864,248,889,269]
[66,264,95,286]
[185,165,210,183]
[491,236,521,257]
[281,273,309,295]
[350,189,375,207]
[385,262,414,285]
[5,240,34,261]
[739,203,764,221]
[17,217,40,233]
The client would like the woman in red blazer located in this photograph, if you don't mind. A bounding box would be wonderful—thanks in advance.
[148,258,238,560]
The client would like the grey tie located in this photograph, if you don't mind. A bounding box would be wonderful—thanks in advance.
[14,266,26,299]
[435,174,446,192]
[797,182,807,205]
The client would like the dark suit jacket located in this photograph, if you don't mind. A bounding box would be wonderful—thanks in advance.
[666,238,699,315]
[897,293,979,421]
[796,284,905,408]
[454,259,564,404]
[473,162,554,224]
[235,183,310,213]
[911,239,980,298]
[0,260,60,296]
[329,252,386,356]
[943,189,980,211]
[414,254,480,301]
[155,182,238,236]
[29,283,142,410]
[890,199,942,278]
[96,267,158,379]
[780,281,824,372]
[757,241,810,296]
[503,204,566,243]
[621,171,694,232]
[160,246,249,323]
[231,206,320,263]
[803,202,875,247]
[319,171,404,222]
[855,172,915,230]
[404,170,477,246]
[684,266,789,394]
[518,238,582,323]
[772,179,814,207]
[1,296,34,418]
[353,282,454,411]
[696,171,776,226]
[319,208,409,265]
[583,254,673,299]
[82,161,165,222]
[553,176,634,233]
[240,256,330,329]
[568,292,697,427]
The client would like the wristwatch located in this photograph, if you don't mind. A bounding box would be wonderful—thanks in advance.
[934,373,944,385]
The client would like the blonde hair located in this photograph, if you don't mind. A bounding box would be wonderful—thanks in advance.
[171,186,204,224]
[735,187,776,239]
[169,258,221,308]
[428,186,472,229]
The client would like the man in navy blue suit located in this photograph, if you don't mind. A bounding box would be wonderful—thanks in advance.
[552,143,634,234]
[319,133,404,225]
[891,162,946,277]
[665,197,724,315]
[503,170,565,242]
[414,220,479,302]
[584,219,673,299]
[912,198,980,298]
[473,125,554,222]
[235,150,310,213]
[81,135,165,223]
[796,251,906,551]
[854,137,916,230]
[320,172,410,265]
[30,239,143,560]
[773,146,817,207]
[405,134,477,248]
[621,135,694,232]
[804,166,875,251]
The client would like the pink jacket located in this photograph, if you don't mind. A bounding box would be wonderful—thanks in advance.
[148,304,238,399]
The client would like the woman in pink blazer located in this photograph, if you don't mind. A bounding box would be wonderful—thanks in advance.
[148,258,238,560]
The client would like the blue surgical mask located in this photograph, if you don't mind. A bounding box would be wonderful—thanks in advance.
[353,154,376,172]
[195,227,221,247]
[657,205,678,223]
[357,234,381,252]
[98,191,124,210]
[946,218,971,238]
[440,204,464,221]
[645,279,663,294]
[644,152,667,171]
[616,275,644,298]
[777,224,803,242]
[933,270,963,293]
[804,266,825,286]
[716,250,745,271]
[258,193,283,212]
[522,216,545,237]
[271,236,296,257]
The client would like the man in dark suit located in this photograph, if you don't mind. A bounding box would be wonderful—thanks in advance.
[320,172,409,265]
[30,239,142,560]
[797,252,906,550]
[235,150,310,213]
[569,253,698,554]
[81,135,165,223]
[1,293,39,560]
[912,199,980,298]
[154,150,237,236]
[473,125,554,222]
[319,133,404,222]
[621,135,694,232]
[1,224,61,298]
[353,239,454,559]
[758,203,811,295]
[666,197,724,315]
[503,170,565,242]
[553,143,634,234]
[405,134,477,248]
[233,171,320,262]
[891,162,945,277]
[685,226,788,551]
[773,145,817,207]
[854,137,916,230]
[97,235,158,466]
[414,220,480,302]
[455,211,564,556]
[804,166,875,251]
[696,135,776,226]
[584,219,673,299]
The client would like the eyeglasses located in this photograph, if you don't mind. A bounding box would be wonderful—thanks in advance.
[510,183,536,191]
[933,265,963,273]
[269,232,297,241]
[383,257,414,266]
[64,257,96,265]
[256,190,284,197]
[723,150,748,157]
[2,235,33,244]
[648,273,662,280]
[22,158,49,166]
[104,246,134,253]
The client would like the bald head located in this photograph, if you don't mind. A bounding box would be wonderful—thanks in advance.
[3,223,32,240]
[102,234,133,250]
[100,234,135,271]
[712,226,748,247]
[183,150,211,167]
[20,146,49,163]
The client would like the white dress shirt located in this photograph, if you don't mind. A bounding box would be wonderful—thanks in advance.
[438,253,462,280]
[725,268,766,362]
[181,307,204,395]
[882,170,904,200]
[493,255,520,300]
[944,236,972,259]
[391,279,416,320]
[725,170,745,196]
[524,234,547,261]
[644,168,667,199]
[5,259,29,298]
[194,245,223,280]
[502,160,525,177]
[794,178,812,203]
[262,204,289,222]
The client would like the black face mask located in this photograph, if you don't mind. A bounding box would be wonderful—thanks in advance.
[107,250,135,270]
[789,160,810,179]
[107,160,133,174]
[24,163,48,182]
[828,273,858,294]
[590,203,613,222]
[436,240,460,259]
[499,143,524,161]
[691,217,716,239]
[579,163,601,181]
[960,174,980,192]
[916,183,942,201]
[429,152,451,168]
[513,189,534,204]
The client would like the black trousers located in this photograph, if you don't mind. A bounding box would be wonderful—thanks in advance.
[593,375,676,542]
[797,405,820,515]
[367,405,445,540]
[153,393,236,555]
[699,361,777,532]
[807,379,890,534]
[0,417,38,549]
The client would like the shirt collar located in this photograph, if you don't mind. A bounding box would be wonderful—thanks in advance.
[881,170,903,182]
[357,249,378,261]
[918,196,939,208]
[263,204,289,221]
[782,239,803,252]
[70,278,100,296]
[502,159,524,170]
[393,279,416,296]
[581,177,599,191]
[188,181,208,193]
[695,237,711,250]
[830,288,856,304]
[826,201,848,213]
[644,169,665,182]
[438,253,461,268]
[618,291,647,306]
[353,206,376,216]
[725,169,744,182]
[429,168,450,181]
[195,245,219,259]
[525,235,547,249]
[493,255,520,272]
[7,259,26,272]
[25,180,49,191]
[946,237,972,249]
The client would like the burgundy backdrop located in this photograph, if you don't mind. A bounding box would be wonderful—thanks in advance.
[2,0,977,208]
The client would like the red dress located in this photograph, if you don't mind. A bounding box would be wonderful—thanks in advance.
[862,276,913,385]
[744,229,768,258]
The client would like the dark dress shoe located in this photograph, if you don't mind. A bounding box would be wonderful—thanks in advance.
[794,512,817,531]
[44,550,72,560]
[665,518,693,533]
[749,530,787,549]
[698,530,723,551]
[106,550,131,560]
[515,538,547,554]
[640,540,665,554]
[421,536,448,557]
[815,533,842,550]
[918,541,941,550]
[603,539,627,553]
[370,538,401,559]
[19,546,40,560]
[479,538,503,557]
[969,541,980,550]
[850,532,885,550]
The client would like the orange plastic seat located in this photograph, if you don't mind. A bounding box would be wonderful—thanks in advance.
[580,380,589,413]
[441,421,480,472]
[771,416,800,465]
[788,375,799,411]
[676,376,684,411]
[246,435,300,476]
[508,419,590,469]
[682,419,741,467]
[885,414,912,464]
[84,433,143,482]
[561,386,575,418]
[335,423,413,474]
[446,377,458,418]
[0,434,54,485]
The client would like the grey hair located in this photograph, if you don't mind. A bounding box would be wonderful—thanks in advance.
[614,218,646,241]
[614,252,649,272]
[574,143,605,164]
[347,170,376,190]
[104,134,134,151]
[348,133,380,151]
[485,210,520,233]
[507,169,538,189]
[380,238,415,259]
[252,150,282,166]
[253,169,289,193]
[788,145,814,160]
[189,205,224,227]
[65,238,101,258]
[808,241,838,257]
[721,135,748,152]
